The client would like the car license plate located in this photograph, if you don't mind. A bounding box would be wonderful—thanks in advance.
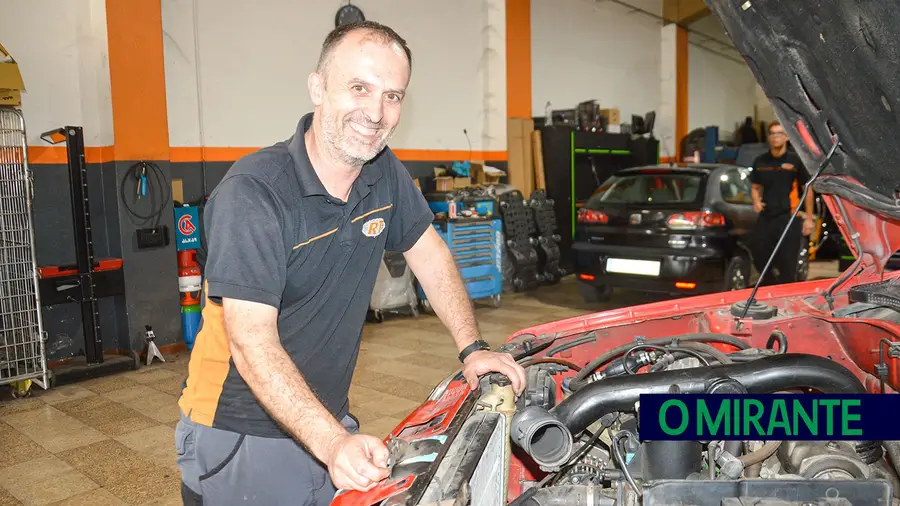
[606,258,661,276]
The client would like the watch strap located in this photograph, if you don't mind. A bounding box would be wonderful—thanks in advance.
[458,339,490,363]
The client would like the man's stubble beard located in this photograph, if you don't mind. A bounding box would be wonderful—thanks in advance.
[320,107,396,168]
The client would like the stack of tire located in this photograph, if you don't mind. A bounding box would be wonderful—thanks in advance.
[498,190,541,292]
[527,190,567,285]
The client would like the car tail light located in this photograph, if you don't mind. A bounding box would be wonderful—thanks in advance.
[675,281,697,289]
[578,209,608,224]
[667,211,726,230]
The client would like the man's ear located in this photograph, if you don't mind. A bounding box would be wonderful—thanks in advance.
[308,72,324,106]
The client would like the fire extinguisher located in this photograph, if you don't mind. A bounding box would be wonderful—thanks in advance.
[177,249,202,306]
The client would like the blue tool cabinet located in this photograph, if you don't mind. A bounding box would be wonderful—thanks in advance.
[418,218,503,311]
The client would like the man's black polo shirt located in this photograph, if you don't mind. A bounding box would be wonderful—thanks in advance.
[749,149,809,217]
[178,113,434,438]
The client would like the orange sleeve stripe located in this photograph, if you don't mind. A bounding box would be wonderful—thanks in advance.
[178,280,232,426]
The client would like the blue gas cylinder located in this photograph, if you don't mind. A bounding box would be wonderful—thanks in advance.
[181,305,201,350]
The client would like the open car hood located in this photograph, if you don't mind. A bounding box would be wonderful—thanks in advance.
[706,0,900,271]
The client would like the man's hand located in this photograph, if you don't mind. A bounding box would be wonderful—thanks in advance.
[461,350,527,395]
[751,183,764,214]
[802,217,815,236]
[326,433,391,492]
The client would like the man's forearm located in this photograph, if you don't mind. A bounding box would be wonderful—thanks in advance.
[228,324,348,462]
[751,185,763,207]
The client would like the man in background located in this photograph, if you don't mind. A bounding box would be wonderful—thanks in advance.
[749,121,816,285]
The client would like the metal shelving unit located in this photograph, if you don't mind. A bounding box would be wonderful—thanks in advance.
[0,107,49,398]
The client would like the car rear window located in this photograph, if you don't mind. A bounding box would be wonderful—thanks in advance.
[588,172,704,205]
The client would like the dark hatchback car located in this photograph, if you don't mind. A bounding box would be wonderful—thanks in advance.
[572,163,768,302]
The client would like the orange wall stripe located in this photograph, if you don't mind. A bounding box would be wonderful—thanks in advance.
[170,147,506,163]
[391,149,507,162]
[106,0,170,161]
[28,146,115,165]
[28,147,507,165]
[169,147,259,163]
[675,25,689,162]
[506,0,532,118]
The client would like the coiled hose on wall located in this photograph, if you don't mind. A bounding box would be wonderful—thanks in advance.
[120,161,171,227]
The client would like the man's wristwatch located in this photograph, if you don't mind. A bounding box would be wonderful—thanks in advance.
[458,340,491,363]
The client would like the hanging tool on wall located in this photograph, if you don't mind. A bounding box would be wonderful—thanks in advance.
[134,163,148,198]
[121,161,171,248]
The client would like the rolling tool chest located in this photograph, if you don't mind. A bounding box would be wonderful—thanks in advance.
[418,217,503,311]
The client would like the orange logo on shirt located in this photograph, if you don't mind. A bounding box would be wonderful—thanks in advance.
[362,218,386,238]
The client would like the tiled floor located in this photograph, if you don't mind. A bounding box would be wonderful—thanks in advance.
[0,262,841,505]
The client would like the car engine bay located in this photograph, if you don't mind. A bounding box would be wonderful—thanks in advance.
[487,296,900,506]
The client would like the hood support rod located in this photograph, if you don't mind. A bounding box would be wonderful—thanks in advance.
[738,134,840,321]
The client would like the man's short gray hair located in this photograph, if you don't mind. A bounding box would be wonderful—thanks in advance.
[316,21,412,77]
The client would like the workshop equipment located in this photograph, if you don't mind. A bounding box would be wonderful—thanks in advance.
[174,206,202,346]
[0,107,49,398]
[537,126,660,271]
[181,305,201,350]
[498,190,541,292]
[527,190,567,285]
[143,325,165,366]
[38,125,132,386]
[177,249,201,306]
[418,217,502,311]
[426,191,496,219]
[367,250,418,323]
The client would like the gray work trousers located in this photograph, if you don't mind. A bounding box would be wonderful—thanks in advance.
[175,411,359,505]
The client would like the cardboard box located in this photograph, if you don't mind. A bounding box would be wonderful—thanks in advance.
[435,176,453,192]
[600,108,620,125]
[453,177,471,189]
[507,118,535,196]
[470,163,506,185]
[0,43,25,106]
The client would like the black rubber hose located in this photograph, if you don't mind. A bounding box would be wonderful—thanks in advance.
[766,330,788,353]
[677,342,734,365]
[546,333,596,357]
[570,333,750,390]
[551,354,864,438]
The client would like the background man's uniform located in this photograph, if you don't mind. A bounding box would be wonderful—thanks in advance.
[749,148,810,285]
[175,112,435,504]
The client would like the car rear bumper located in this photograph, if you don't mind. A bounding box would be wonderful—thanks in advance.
[572,241,727,294]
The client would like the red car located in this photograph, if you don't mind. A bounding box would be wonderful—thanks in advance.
[333,1,900,504]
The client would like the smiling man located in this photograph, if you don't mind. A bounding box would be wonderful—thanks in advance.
[174,21,526,506]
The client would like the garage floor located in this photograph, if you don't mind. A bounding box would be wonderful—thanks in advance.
[0,262,840,505]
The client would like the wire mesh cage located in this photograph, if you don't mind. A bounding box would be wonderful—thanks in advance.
[0,107,48,396]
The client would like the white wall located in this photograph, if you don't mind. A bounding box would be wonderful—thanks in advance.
[686,16,756,139]
[0,0,113,146]
[162,0,506,153]
[531,0,663,124]
[658,24,678,160]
